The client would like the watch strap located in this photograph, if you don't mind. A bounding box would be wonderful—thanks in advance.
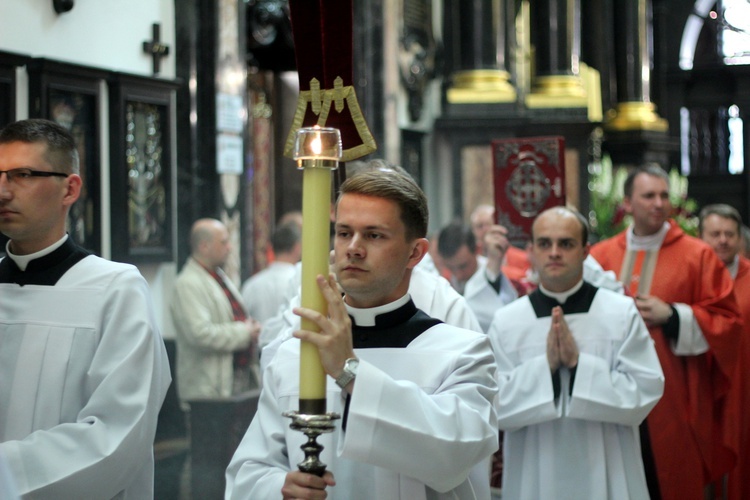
[335,358,358,389]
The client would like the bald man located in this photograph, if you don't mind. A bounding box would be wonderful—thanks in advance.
[488,207,664,499]
[171,218,261,407]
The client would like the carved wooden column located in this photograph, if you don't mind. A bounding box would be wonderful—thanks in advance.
[445,0,516,104]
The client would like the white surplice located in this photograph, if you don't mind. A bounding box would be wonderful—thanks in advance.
[463,260,518,333]
[226,296,498,500]
[259,264,482,373]
[488,284,664,500]
[0,451,19,499]
[0,255,171,499]
[241,261,298,324]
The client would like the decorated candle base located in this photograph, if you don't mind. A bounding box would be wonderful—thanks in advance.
[283,411,341,476]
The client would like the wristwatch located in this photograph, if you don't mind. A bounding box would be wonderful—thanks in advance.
[335,358,359,389]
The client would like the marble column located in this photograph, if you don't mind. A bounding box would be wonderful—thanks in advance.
[445,0,516,103]
[174,0,249,282]
[605,0,667,131]
[526,0,588,108]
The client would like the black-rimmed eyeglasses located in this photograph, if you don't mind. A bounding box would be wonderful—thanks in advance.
[0,168,70,185]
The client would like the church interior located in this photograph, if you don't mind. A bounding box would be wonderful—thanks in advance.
[1,0,749,497]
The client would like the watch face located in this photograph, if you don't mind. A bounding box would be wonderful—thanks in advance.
[346,358,359,373]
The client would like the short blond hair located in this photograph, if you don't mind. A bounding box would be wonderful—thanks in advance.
[337,166,428,241]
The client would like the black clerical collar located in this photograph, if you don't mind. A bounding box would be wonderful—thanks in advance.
[528,281,599,318]
[348,298,442,349]
[0,237,91,286]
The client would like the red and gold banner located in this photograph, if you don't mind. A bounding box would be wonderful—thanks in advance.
[284,0,376,162]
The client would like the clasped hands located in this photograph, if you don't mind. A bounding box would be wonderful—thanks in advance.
[547,306,579,371]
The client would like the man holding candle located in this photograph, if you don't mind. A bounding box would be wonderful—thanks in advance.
[258,161,482,373]
[226,168,499,499]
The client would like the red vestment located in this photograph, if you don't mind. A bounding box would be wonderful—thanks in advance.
[502,245,531,282]
[726,256,750,500]
[590,221,741,500]
[283,0,376,162]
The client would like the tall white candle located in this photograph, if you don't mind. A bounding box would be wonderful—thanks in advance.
[294,127,341,414]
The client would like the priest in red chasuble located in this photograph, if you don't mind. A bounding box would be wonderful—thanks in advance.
[590,165,741,500]
[699,204,750,500]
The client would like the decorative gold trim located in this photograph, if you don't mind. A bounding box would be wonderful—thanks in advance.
[525,74,588,108]
[332,77,345,113]
[284,78,377,162]
[604,101,668,132]
[531,75,587,96]
[451,69,512,88]
[446,70,516,103]
[581,63,603,122]
[310,78,321,115]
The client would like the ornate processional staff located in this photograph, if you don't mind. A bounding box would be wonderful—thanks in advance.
[282,0,376,477]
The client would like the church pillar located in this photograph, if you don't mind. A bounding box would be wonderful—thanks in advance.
[605,0,667,132]
[603,0,675,169]
[444,0,516,104]
[525,0,588,108]
[353,1,386,153]
[175,0,249,283]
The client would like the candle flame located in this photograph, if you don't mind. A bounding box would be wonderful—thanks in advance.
[310,134,322,156]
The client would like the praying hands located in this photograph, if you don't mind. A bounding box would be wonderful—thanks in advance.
[546,306,579,371]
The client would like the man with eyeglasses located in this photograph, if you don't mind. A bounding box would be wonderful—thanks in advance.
[0,118,171,498]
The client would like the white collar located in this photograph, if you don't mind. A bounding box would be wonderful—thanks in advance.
[727,254,739,280]
[626,222,670,251]
[539,279,584,304]
[6,234,68,271]
[344,293,411,327]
